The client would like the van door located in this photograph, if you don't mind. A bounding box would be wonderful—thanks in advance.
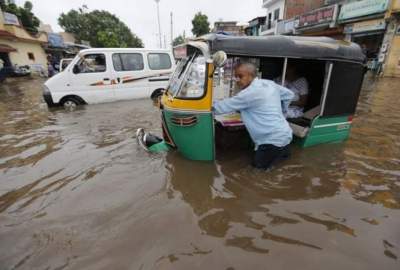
[146,52,174,91]
[111,52,150,100]
[69,53,115,104]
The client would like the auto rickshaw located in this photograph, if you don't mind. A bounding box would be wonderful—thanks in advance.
[138,34,366,162]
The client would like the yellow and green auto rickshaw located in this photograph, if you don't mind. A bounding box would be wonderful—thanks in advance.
[137,34,366,161]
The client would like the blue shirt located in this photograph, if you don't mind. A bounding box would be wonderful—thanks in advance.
[213,78,294,149]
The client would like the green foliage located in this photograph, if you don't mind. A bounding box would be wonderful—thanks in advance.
[24,1,33,11]
[1,1,40,34]
[191,12,210,37]
[58,8,144,48]
[173,35,185,46]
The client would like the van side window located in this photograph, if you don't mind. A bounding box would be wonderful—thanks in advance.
[74,54,106,74]
[148,53,172,70]
[113,53,144,71]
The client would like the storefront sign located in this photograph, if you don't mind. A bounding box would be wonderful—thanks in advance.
[277,19,296,34]
[297,5,337,28]
[338,0,389,22]
[3,12,20,26]
[343,18,386,34]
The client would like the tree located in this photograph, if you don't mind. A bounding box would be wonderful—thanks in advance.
[24,1,33,11]
[191,12,210,37]
[173,35,185,46]
[1,1,40,34]
[58,8,144,48]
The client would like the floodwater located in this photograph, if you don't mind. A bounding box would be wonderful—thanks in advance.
[0,76,399,270]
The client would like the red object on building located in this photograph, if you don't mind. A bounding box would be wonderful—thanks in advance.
[0,29,16,39]
[0,43,16,53]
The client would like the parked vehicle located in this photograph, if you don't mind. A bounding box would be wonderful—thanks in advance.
[139,34,366,161]
[43,48,175,108]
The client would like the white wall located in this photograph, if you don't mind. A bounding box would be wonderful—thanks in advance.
[0,39,47,72]
[265,0,285,23]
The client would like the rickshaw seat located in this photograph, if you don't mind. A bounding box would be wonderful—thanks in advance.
[287,106,320,138]
[289,123,309,138]
[303,105,321,120]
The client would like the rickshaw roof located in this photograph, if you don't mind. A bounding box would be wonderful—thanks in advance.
[193,34,365,63]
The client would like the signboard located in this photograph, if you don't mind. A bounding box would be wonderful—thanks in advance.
[47,33,65,48]
[297,5,337,28]
[393,0,400,12]
[3,12,20,26]
[338,0,389,22]
[343,18,386,34]
[277,19,296,34]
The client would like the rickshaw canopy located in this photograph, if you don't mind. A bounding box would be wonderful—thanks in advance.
[193,34,365,64]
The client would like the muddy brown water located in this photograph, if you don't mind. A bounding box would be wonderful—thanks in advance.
[0,76,399,270]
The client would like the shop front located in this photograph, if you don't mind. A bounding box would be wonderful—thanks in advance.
[338,0,390,71]
[294,4,342,39]
[344,18,387,69]
[381,0,400,77]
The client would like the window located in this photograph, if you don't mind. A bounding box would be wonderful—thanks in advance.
[274,8,280,21]
[74,54,106,74]
[112,53,144,71]
[148,53,172,70]
[28,52,35,61]
[268,13,272,29]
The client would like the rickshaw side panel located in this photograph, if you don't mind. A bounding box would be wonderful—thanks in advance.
[299,116,352,147]
[321,62,365,117]
[163,110,214,161]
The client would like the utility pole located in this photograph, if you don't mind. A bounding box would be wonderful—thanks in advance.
[155,0,162,48]
[170,12,173,48]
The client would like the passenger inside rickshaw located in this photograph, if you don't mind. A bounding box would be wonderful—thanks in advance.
[213,56,327,150]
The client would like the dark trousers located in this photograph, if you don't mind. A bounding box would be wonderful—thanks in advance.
[252,144,290,170]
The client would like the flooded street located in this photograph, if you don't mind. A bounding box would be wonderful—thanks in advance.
[0,76,399,269]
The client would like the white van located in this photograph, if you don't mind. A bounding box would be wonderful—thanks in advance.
[43,48,175,108]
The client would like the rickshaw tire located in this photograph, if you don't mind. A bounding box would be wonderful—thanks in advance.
[150,88,164,101]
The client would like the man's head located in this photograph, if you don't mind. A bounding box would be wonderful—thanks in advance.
[234,62,257,90]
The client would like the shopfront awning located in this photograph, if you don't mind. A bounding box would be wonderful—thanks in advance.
[0,43,17,53]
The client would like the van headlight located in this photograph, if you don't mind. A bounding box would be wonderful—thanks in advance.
[43,85,50,94]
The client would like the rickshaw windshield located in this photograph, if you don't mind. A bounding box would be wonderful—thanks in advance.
[167,54,206,99]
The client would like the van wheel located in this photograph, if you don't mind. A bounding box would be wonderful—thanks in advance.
[62,97,80,110]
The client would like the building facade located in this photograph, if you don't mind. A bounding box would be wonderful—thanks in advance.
[261,0,325,35]
[0,8,47,74]
[380,0,400,77]
[245,16,267,36]
[261,0,286,35]
[212,21,245,36]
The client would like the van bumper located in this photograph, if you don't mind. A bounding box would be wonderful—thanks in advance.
[43,86,58,107]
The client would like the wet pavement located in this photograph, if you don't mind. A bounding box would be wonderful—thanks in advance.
[0,76,399,270]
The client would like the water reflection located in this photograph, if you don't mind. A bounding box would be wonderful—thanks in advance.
[0,77,399,270]
[165,144,349,254]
